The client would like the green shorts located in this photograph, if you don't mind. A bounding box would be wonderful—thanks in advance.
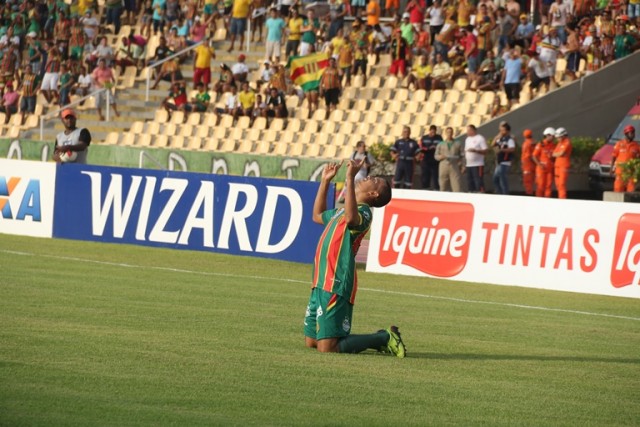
[304,287,353,340]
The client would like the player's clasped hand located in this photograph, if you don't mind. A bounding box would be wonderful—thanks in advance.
[322,160,344,182]
[346,158,365,179]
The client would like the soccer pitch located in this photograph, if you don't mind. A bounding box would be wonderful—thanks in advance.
[1,235,639,426]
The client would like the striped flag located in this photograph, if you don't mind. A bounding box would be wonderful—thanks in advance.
[287,52,330,92]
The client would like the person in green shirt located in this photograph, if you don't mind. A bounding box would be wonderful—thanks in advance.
[613,22,638,59]
[58,62,74,106]
[303,158,406,357]
[300,9,320,55]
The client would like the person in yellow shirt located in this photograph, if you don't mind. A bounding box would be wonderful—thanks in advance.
[352,40,368,86]
[237,81,256,120]
[330,28,347,59]
[286,8,304,59]
[407,54,432,90]
[228,0,253,52]
[337,40,354,86]
[193,41,216,90]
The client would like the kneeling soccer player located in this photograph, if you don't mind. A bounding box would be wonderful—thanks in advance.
[303,158,406,357]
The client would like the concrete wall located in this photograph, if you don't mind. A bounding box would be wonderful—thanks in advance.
[477,51,640,143]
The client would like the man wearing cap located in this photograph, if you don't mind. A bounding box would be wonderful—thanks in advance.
[231,54,249,83]
[53,109,92,164]
[533,128,555,198]
[520,129,535,195]
[514,14,535,49]
[610,125,640,193]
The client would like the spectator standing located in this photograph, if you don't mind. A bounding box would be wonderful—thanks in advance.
[328,0,347,40]
[228,0,253,52]
[491,121,516,194]
[501,48,522,109]
[610,125,640,193]
[152,0,167,35]
[286,8,304,59]
[319,57,341,113]
[434,127,464,192]
[53,109,92,164]
[496,7,516,54]
[193,40,216,90]
[419,125,442,190]
[552,127,572,199]
[514,14,535,49]
[105,0,124,36]
[390,126,421,189]
[427,1,445,42]
[548,0,570,43]
[389,30,409,77]
[464,124,488,193]
[366,0,381,28]
[18,65,40,125]
[300,10,320,55]
[533,127,556,197]
[91,59,120,121]
[527,49,551,96]
[0,83,19,125]
[520,129,536,195]
[41,44,61,105]
[614,21,638,59]
[0,44,20,88]
[564,24,581,81]
[58,63,74,107]
[337,40,355,86]
[476,14,495,65]
[81,9,100,42]
[265,8,286,63]
[459,25,479,89]
[352,41,368,86]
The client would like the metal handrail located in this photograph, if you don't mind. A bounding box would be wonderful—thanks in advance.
[145,40,205,101]
[39,87,110,141]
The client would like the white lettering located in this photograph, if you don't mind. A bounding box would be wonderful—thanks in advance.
[178,181,215,247]
[135,177,157,241]
[616,230,634,271]
[148,178,188,244]
[82,172,141,238]
[217,183,257,251]
[255,186,302,253]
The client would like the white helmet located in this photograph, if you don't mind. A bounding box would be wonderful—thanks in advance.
[543,127,555,136]
[555,127,568,137]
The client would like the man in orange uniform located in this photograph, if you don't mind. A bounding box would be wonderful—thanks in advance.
[552,127,572,199]
[520,129,535,195]
[533,127,555,197]
[610,125,640,192]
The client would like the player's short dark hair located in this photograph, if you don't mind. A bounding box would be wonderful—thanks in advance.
[372,179,392,208]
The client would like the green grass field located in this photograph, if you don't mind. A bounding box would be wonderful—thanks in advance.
[1,234,639,426]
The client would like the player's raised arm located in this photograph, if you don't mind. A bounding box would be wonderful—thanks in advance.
[343,158,364,227]
[312,161,343,224]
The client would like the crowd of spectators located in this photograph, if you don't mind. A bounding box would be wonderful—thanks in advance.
[0,0,638,152]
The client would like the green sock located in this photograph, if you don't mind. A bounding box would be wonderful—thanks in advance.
[337,331,389,354]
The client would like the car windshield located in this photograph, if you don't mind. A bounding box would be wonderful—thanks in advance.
[608,113,640,145]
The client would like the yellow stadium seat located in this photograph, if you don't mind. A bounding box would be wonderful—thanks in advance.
[351,74,364,88]
[413,114,429,127]
[462,90,479,105]
[280,130,295,143]
[370,99,386,111]
[179,125,194,137]
[367,76,382,88]
[364,111,378,124]
[202,138,220,151]
[479,91,495,106]
[466,114,483,128]
[273,141,288,155]
[322,145,337,158]
[246,128,261,141]
[428,90,444,103]
[305,144,322,157]
[187,137,202,150]
[219,139,237,152]
[312,109,327,121]
[288,143,304,156]
[329,109,345,122]
[219,114,234,128]
[353,99,368,112]
[229,128,244,141]
[394,88,409,102]
[339,122,354,135]
[413,89,427,102]
[397,114,412,126]
[169,135,185,149]
[236,116,251,129]
[374,123,388,136]
[203,113,218,127]
[295,107,309,119]
[130,121,145,133]
[452,78,467,92]
[315,133,330,145]
[384,75,399,89]
[196,126,210,139]
[422,102,437,114]
[170,111,185,124]
[320,121,336,134]
[382,111,396,125]
[270,117,285,131]
[450,114,465,129]
[213,127,227,139]
[187,112,202,126]
[121,133,135,146]
[163,123,177,136]
[286,118,302,132]
[332,133,348,146]
[237,140,254,153]
[343,110,362,124]
[256,141,272,154]
[304,120,319,133]
[154,109,169,123]
[253,116,267,130]
[104,132,120,145]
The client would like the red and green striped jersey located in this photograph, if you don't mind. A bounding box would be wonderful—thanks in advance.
[312,204,372,304]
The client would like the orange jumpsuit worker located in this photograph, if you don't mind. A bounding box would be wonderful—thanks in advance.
[521,129,535,195]
[552,127,572,199]
[610,125,640,192]
[532,127,556,197]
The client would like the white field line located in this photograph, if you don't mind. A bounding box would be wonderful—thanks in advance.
[3,249,640,322]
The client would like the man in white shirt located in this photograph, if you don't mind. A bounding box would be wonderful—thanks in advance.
[464,124,489,192]
[81,10,100,42]
[231,54,249,83]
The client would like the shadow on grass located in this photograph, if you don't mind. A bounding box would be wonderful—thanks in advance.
[407,353,640,364]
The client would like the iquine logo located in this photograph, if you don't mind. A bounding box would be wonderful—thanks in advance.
[378,199,474,277]
[611,213,640,288]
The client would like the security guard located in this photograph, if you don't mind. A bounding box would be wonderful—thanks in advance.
[533,127,556,197]
[610,125,640,193]
[552,127,572,199]
[520,129,535,195]
[390,126,421,188]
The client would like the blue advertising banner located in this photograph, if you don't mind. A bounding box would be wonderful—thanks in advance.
[53,164,333,264]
